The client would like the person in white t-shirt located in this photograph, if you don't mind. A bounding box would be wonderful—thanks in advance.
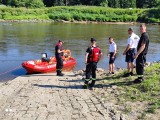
[123,28,140,77]
[108,37,117,74]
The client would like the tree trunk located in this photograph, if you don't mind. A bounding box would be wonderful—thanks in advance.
[65,0,68,6]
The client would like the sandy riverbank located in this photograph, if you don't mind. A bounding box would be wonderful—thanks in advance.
[0,19,159,26]
[0,19,150,25]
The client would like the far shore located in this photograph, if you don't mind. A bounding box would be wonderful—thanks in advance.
[0,19,159,25]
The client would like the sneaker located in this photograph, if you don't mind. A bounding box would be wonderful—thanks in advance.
[112,72,115,74]
[89,87,93,90]
[88,84,94,90]
[107,72,112,76]
[82,84,88,89]
[89,83,95,90]
[130,72,133,76]
[123,73,131,77]
[133,78,144,84]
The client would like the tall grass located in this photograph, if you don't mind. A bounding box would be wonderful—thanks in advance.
[0,6,159,23]
[103,63,160,116]
[121,63,160,113]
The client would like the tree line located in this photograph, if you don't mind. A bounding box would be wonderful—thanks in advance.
[0,0,160,8]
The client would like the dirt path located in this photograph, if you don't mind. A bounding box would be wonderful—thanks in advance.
[0,72,117,120]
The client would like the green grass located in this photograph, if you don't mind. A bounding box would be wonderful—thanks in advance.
[0,6,159,23]
[103,63,160,114]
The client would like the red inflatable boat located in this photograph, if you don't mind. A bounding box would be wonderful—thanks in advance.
[22,57,76,74]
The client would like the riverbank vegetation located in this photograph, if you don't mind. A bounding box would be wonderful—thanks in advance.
[101,63,160,118]
[0,0,160,23]
[0,6,159,23]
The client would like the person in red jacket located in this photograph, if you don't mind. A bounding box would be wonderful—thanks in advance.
[83,38,102,90]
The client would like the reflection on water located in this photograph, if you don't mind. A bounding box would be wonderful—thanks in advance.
[0,22,160,81]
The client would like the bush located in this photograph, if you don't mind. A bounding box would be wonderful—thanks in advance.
[0,6,159,23]
[27,0,44,8]
[137,8,160,23]
[7,0,44,8]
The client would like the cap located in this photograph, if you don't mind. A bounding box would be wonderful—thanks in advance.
[90,38,96,42]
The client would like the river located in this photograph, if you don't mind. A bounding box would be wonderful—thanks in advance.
[0,22,160,82]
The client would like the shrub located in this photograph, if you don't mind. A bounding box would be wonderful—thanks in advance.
[73,13,83,21]
[0,6,159,23]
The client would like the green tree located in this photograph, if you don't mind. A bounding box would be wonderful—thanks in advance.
[5,0,44,8]
[91,0,108,6]
[43,0,54,7]
[136,0,160,8]
[80,0,90,5]
[9,0,27,7]
[99,0,108,6]
[27,0,44,8]
[66,0,81,6]
[0,0,8,5]
[120,0,136,8]
[1,0,160,8]
[108,0,120,8]
[53,0,64,6]
[43,0,65,6]
[79,0,108,6]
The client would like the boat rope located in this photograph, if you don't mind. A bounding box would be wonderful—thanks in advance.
[0,65,22,77]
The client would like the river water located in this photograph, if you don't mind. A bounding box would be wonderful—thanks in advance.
[0,22,160,82]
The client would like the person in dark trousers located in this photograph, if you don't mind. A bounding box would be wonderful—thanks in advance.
[108,37,117,74]
[83,38,102,90]
[134,24,149,83]
[123,28,140,77]
[55,40,64,76]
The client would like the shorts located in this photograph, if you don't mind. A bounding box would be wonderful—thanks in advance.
[125,48,135,62]
[109,52,116,64]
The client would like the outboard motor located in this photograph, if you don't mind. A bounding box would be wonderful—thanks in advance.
[41,53,50,62]
[41,53,47,59]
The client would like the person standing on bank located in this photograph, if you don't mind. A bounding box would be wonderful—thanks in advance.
[55,40,65,76]
[108,37,117,74]
[83,38,102,90]
[134,24,149,83]
[123,28,140,77]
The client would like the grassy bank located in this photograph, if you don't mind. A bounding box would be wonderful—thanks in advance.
[100,63,160,119]
[0,6,160,23]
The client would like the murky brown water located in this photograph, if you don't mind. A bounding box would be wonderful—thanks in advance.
[0,22,160,81]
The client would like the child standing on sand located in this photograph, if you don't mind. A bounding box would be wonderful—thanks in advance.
[108,37,117,74]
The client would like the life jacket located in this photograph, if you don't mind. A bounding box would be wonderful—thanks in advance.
[55,42,61,47]
[89,47,101,62]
